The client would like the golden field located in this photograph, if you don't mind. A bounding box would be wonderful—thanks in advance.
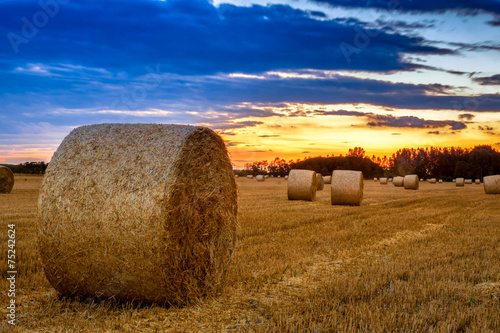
[1,174,499,332]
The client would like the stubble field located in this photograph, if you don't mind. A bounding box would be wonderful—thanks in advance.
[1,174,499,332]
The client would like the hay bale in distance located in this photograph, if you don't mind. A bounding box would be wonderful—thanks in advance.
[37,124,238,306]
[420,178,424,182]
[465,179,473,184]
[389,178,393,182]
[483,175,500,194]
[428,178,437,184]
[316,173,324,191]
[379,177,388,184]
[323,176,331,184]
[439,179,443,183]
[0,165,14,194]
[475,179,480,184]
[256,175,265,182]
[404,174,419,190]
[374,177,378,182]
[264,175,269,179]
[284,175,289,180]
[393,176,404,187]
[287,169,317,201]
[331,170,363,206]
[235,174,239,178]
[453,179,456,182]
[247,175,253,179]
[456,178,465,187]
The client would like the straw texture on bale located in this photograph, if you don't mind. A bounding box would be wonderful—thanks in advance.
[256,175,265,182]
[393,176,404,187]
[403,174,419,190]
[456,178,465,187]
[37,124,238,306]
[465,179,473,184]
[316,173,324,191]
[323,176,331,184]
[287,169,317,201]
[379,177,388,184]
[0,166,14,194]
[331,170,363,206]
[483,175,500,194]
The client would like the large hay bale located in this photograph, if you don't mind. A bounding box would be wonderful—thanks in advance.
[483,175,500,194]
[379,177,388,184]
[323,175,331,184]
[256,175,265,182]
[37,124,238,306]
[0,165,14,194]
[393,176,404,187]
[465,179,473,184]
[331,170,363,206]
[404,174,419,190]
[456,178,465,187]
[287,169,317,201]
[316,173,324,191]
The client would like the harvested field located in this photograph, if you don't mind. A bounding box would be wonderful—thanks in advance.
[1,175,499,332]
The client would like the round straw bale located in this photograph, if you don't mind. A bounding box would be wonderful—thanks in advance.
[475,179,480,184]
[465,179,472,184]
[235,174,239,178]
[379,177,388,184]
[323,175,331,184]
[287,169,317,201]
[420,178,424,182]
[256,175,265,182]
[0,166,15,194]
[264,175,269,179]
[247,175,253,179]
[373,177,378,182]
[483,175,500,194]
[284,175,288,180]
[456,178,465,187]
[331,170,363,206]
[403,174,419,190]
[389,178,393,182]
[37,124,237,306]
[316,173,324,191]
[439,179,443,183]
[453,179,456,182]
[393,176,404,187]
[428,178,437,184]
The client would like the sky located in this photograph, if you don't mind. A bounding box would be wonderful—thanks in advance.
[0,0,499,168]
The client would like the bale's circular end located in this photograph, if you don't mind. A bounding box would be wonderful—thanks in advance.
[316,173,324,191]
[0,166,14,194]
[287,169,317,201]
[37,124,238,306]
[484,175,500,194]
[393,176,404,187]
[403,174,419,190]
[456,178,465,187]
[331,170,363,206]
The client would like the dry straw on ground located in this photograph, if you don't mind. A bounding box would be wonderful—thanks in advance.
[456,178,465,187]
[316,173,324,191]
[403,174,419,190]
[483,175,500,194]
[0,165,14,194]
[323,176,331,184]
[287,169,317,201]
[393,176,404,187]
[379,177,388,184]
[37,123,238,306]
[331,170,363,206]
[256,175,265,182]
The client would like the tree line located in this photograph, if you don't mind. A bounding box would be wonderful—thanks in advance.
[238,145,500,180]
[3,162,48,174]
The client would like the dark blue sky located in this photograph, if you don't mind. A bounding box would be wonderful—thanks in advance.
[0,0,499,164]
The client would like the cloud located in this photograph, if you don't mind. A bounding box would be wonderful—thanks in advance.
[458,113,475,120]
[473,74,500,85]
[258,135,281,137]
[311,0,500,15]
[366,114,467,130]
[427,131,440,135]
